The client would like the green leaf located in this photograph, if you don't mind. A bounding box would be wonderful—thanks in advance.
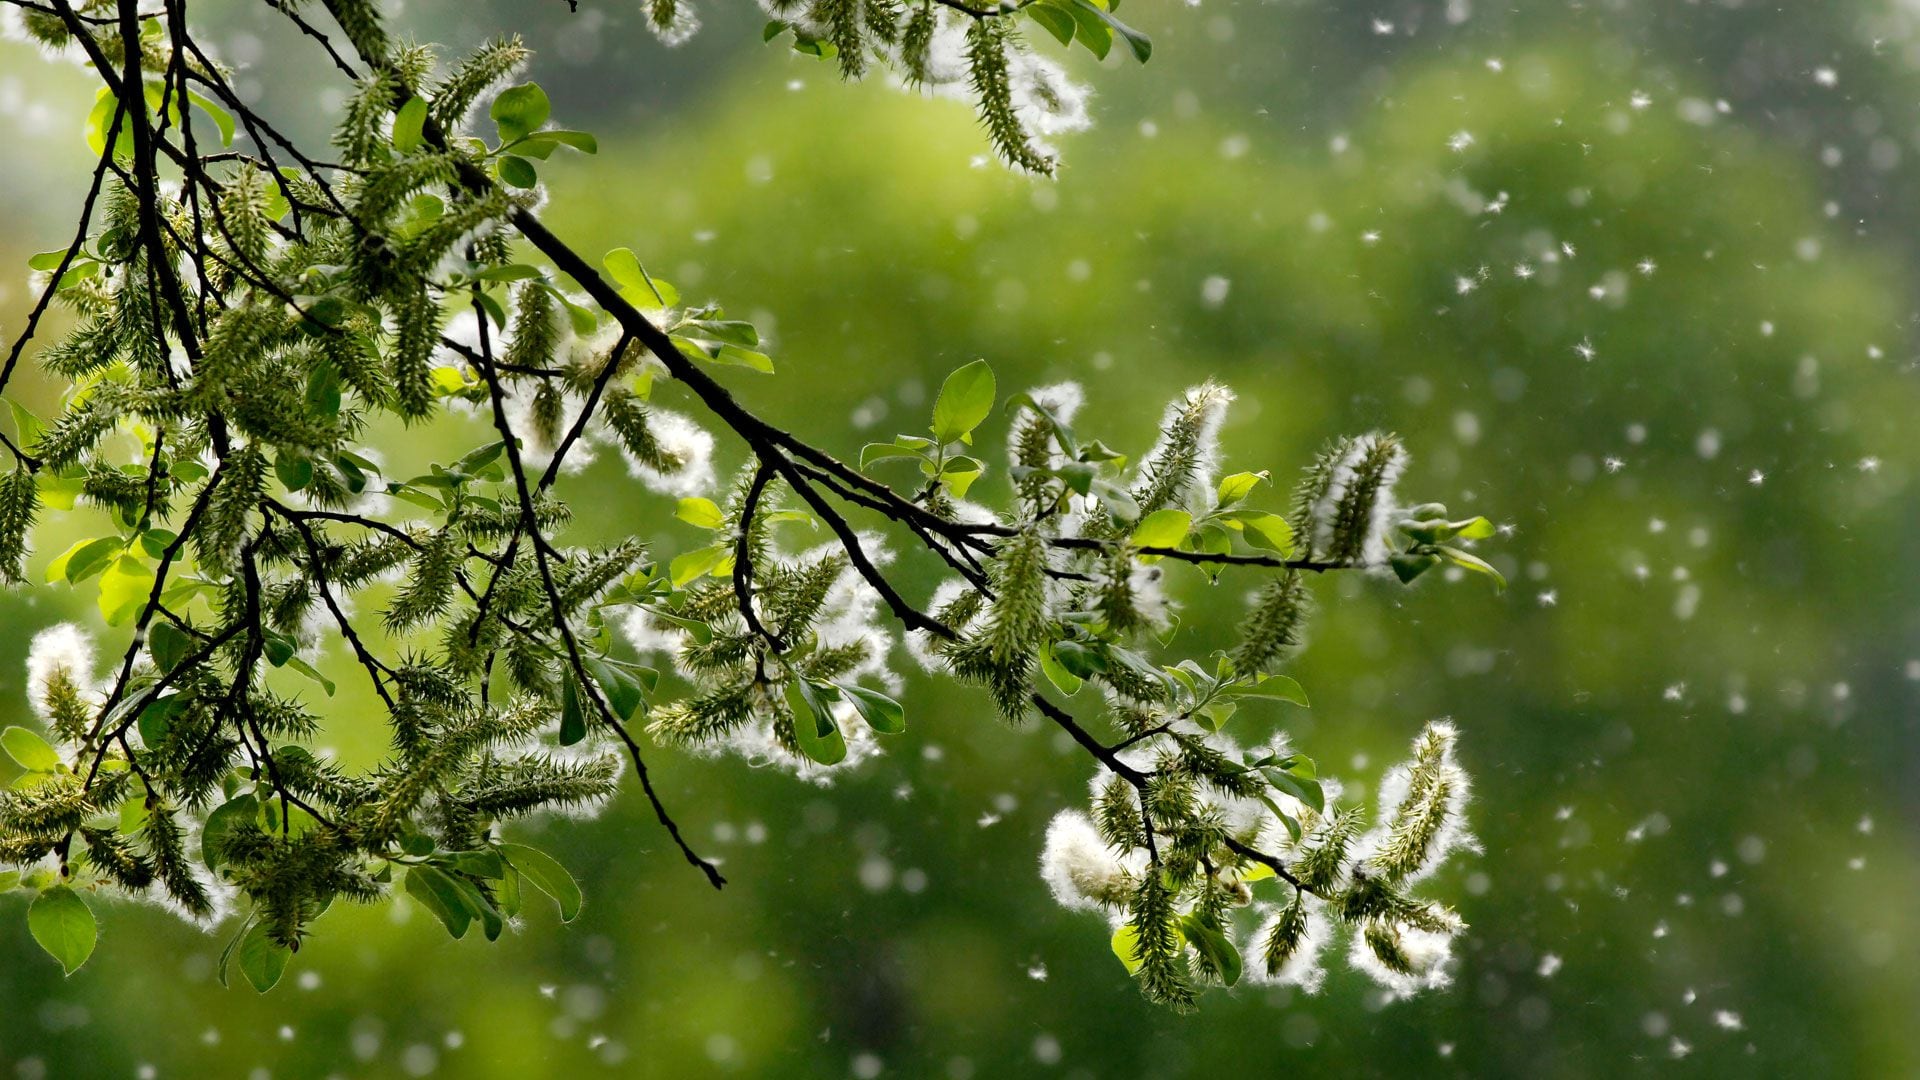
[440,869,504,941]
[1027,2,1076,45]
[675,497,725,530]
[836,683,905,735]
[860,442,928,470]
[1439,545,1507,592]
[29,886,96,976]
[284,656,336,696]
[1390,552,1441,584]
[1215,470,1268,507]
[135,692,184,747]
[1452,516,1497,540]
[558,673,587,746]
[668,544,728,588]
[1231,511,1295,556]
[489,82,551,143]
[391,95,428,152]
[1039,644,1083,695]
[497,154,537,189]
[186,91,236,146]
[274,452,314,493]
[97,555,155,626]
[602,248,677,307]
[1255,793,1303,842]
[1069,0,1152,62]
[931,359,996,444]
[581,654,645,722]
[404,864,472,939]
[1051,639,1108,679]
[1236,673,1309,707]
[498,842,582,922]
[2,726,60,771]
[202,793,259,871]
[1061,0,1113,59]
[784,681,847,766]
[1261,767,1325,814]
[237,920,291,992]
[1110,923,1145,974]
[1179,913,1243,986]
[48,536,122,584]
[1130,509,1191,552]
[541,129,598,154]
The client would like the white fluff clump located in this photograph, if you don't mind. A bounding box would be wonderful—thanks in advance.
[1136,382,1235,515]
[718,697,887,785]
[641,0,701,47]
[26,622,96,720]
[806,536,901,691]
[1039,809,1131,912]
[1009,53,1092,138]
[622,408,714,497]
[1348,921,1456,996]
[1308,433,1408,566]
[619,605,687,658]
[1244,898,1333,993]
[1353,719,1476,884]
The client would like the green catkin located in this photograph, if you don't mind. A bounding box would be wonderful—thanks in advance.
[965,19,1055,176]
[1230,569,1310,673]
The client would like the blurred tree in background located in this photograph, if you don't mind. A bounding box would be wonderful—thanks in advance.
[2,0,1918,1077]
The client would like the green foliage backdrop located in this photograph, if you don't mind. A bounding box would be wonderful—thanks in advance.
[2,0,1918,1076]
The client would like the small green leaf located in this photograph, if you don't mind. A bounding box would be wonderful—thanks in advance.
[237,920,291,992]
[1439,545,1507,592]
[931,360,996,444]
[860,442,927,470]
[1452,516,1497,540]
[1215,471,1268,507]
[1231,511,1295,556]
[186,91,236,146]
[1262,767,1325,814]
[497,154,537,189]
[836,683,905,735]
[391,96,427,152]
[97,555,155,626]
[1390,552,1441,584]
[1051,639,1109,679]
[1130,509,1191,552]
[1027,2,1076,46]
[668,544,728,588]
[2,726,60,771]
[1179,913,1243,986]
[29,885,96,976]
[542,129,598,154]
[404,865,472,939]
[48,536,122,584]
[136,692,184,748]
[558,674,587,746]
[784,681,847,766]
[498,842,583,922]
[490,82,551,143]
[202,793,259,871]
[1236,673,1308,707]
[581,654,645,722]
[675,497,725,530]
[1110,923,1145,974]
[602,248,677,307]
[1039,644,1083,696]
[1069,0,1152,62]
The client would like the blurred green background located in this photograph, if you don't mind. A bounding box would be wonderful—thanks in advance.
[4,0,1920,1076]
